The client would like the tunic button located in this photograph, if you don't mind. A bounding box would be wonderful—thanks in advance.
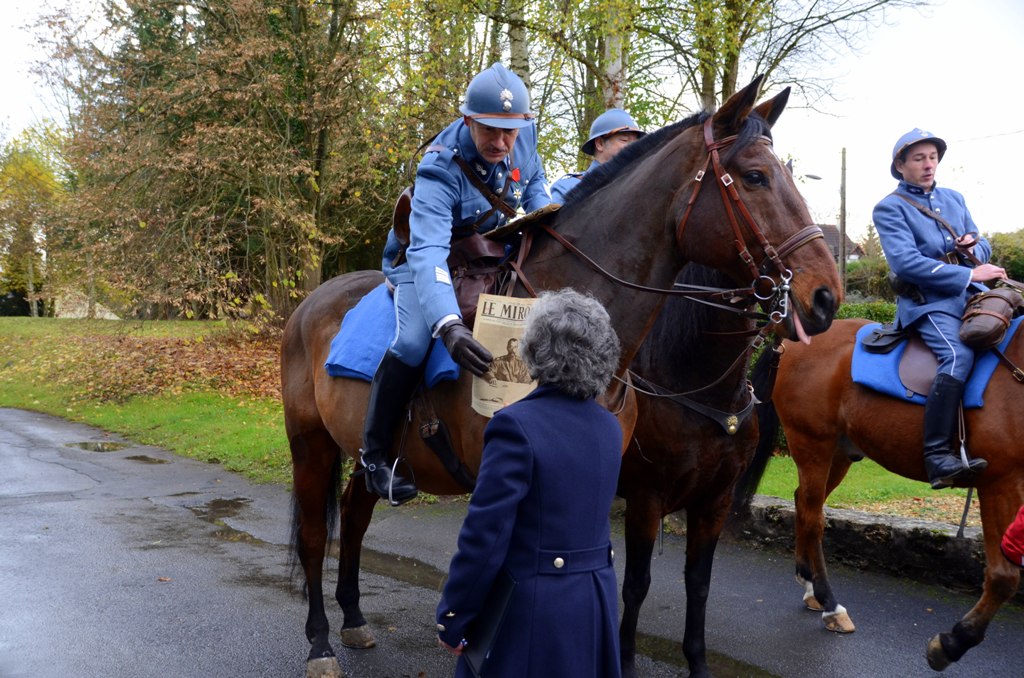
[610,548,615,559]
[437,623,447,632]
[553,557,565,569]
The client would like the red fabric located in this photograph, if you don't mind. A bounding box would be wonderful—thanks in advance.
[1001,505,1024,568]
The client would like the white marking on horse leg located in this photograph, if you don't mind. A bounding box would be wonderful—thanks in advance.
[798,576,823,611]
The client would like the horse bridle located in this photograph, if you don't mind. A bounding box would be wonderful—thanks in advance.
[673,117,825,324]
[534,117,823,327]
[526,117,826,407]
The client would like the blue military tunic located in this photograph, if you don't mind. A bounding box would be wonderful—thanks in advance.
[873,180,993,379]
[380,118,550,366]
[549,159,603,204]
[436,384,622,678]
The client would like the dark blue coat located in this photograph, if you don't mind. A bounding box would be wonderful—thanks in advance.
[436,384,623,678]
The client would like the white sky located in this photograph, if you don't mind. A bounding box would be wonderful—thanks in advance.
[773,0,1024,240]
[2,0,1023,243]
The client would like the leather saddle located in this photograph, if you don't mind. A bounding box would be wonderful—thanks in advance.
[898,332,939,397]
[861,323,938,396]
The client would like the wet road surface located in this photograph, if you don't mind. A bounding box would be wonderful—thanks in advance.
[2,407,1021,677]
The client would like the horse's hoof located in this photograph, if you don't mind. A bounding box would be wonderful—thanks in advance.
[340,624,376,649]
[803,592,824,611]
[822,605,855,633]
[306,656,344,678]
[926,634,952,671]
[800,578,823,611]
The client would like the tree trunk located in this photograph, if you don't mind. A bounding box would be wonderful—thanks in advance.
[508,2,530,87]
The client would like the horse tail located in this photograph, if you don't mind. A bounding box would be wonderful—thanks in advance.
[730,342,782,517]
[288,452,342,597]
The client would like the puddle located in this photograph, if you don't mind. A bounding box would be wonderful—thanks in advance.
[125,455,168,464]
[358,548,448,591]
[188,497,251,523]
[187,497,265,545]
[66,441,130,452]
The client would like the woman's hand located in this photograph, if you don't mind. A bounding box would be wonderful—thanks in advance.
[971,263,1006,282]
[438,636,466,656]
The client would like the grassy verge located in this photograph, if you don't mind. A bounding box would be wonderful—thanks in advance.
[0,317,291,485]
[0,317,977,524]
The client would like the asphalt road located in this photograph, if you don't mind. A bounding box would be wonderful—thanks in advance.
[1,407,1022,678]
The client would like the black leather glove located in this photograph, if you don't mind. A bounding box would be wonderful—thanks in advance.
[439,320,493,377]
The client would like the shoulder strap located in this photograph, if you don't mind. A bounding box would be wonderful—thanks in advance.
[451,155,518,220]
[890,192,982,266]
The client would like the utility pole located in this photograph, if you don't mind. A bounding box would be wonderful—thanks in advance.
[839,147,847,296]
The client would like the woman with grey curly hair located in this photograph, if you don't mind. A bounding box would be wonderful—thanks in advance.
[437,288,624,677]
[519,288,621,399]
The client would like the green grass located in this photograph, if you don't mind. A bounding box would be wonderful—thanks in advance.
[758,454,969,507]
[82,391,291,484]
[0,316,961,508]
[0,317,292,485]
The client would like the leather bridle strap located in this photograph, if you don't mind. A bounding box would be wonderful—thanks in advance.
[676,118,808,283]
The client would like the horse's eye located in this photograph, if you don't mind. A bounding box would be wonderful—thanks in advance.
[743,170,768,187]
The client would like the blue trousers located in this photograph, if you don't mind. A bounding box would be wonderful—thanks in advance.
[914,311,975,382]
[386,282,434,368]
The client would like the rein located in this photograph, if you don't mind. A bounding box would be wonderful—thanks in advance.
[531,116,823,323]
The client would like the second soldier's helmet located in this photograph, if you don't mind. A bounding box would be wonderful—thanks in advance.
[581,108,646,155]
[890,128,947,180]
[459,63,535,130]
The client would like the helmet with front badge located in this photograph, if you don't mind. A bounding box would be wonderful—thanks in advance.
[459,63,535,130]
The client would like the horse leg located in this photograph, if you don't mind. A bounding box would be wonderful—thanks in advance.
[618,496,659,678]
[335,471,381,649]
[290,429,344,678]
[792,438,855,633]
[680,501,729,678]
[926,492,1022,670]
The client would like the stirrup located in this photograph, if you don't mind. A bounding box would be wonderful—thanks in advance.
[357,450,417,507]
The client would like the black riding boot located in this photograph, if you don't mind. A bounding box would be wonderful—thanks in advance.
[922,373,988,490]
[360,352,420,505]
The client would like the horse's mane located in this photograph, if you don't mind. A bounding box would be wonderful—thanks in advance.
[633,263,752,383]
[560,109,774,211]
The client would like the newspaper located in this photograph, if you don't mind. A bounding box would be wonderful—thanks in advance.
[471,294,538,418]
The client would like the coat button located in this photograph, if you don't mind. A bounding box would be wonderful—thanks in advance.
[553,557,565,568]
[610,548,615,559]
[437,623,447,632]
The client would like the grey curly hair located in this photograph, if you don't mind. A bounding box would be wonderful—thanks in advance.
[518,288,621,400]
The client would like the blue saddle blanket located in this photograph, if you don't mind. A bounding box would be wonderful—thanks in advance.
[851,317,1022,407]
[324,283,460,387]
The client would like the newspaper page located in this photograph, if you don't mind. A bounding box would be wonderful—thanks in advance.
[471,294,538,418]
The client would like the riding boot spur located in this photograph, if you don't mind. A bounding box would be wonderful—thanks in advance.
[360,351,420,506]
[922,373,987,490]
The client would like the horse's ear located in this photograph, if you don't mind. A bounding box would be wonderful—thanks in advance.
[712,74,765,132]
[753,86,790,128]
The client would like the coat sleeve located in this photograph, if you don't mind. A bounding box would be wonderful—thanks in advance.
[435,409,533,646]
[872,196,972,296]
[407,158,463,328]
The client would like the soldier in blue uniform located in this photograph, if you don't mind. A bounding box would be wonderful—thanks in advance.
[873,128,1006,489]
[362,63,552,505]
[550,108,645,203]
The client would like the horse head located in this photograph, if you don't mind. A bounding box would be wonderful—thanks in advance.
[679,75,841,342]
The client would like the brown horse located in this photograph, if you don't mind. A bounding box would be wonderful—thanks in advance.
[281,76,840,678]
[617,263,785,678]
[739,317,1024,671]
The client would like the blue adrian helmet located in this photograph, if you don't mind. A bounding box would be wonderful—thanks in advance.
[890,128,947,180]
[581,108,646,155]
[459,63,535,129]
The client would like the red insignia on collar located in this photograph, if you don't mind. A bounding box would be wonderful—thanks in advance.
[510,168,521,182]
